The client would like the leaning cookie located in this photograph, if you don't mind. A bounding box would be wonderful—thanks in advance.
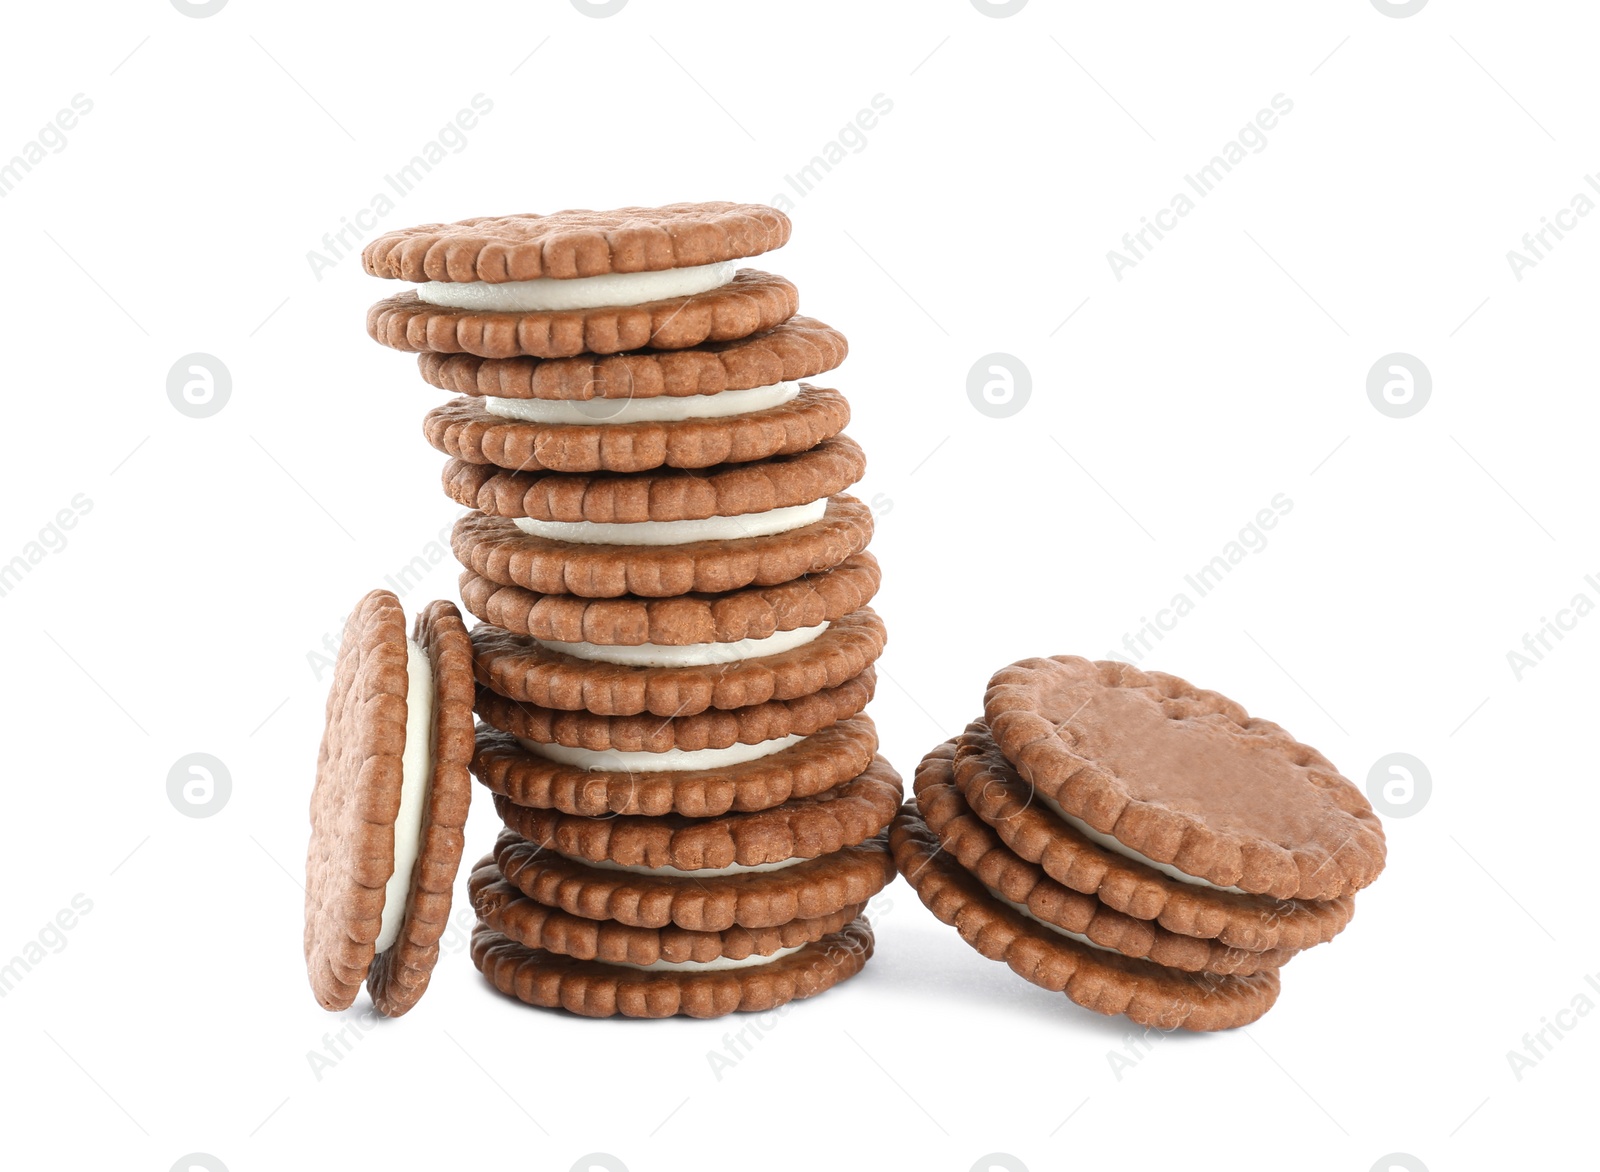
[891,806,1280,1031]
[470,916,873,1019]
[951,726,1354,953]
[492,827,894,932]
[915,741,1291,976]
[492,755,901,871]
[457,551,880,644]
[984,657,1386,902]
[424,384,850,474]
[471,716,879,819]
[469,607,886,717]
[417,315,846,401]
[304,591,475,1016]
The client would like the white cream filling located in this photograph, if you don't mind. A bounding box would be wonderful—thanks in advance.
[417,259,736,313]
[992,889,1118,954]
[375,640,435,952]
[1034,790,1251,896]
[600,944,804,973]
[551,851,809,878]
[517,733,803,773]
[485,380,800,426]
[537,622,827,667]
[514,499,827,547]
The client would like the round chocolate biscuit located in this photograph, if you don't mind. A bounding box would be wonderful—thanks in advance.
[441,434,864,523]
[470,916,873,1019]
[492,754,902,871]
[474,665,874,753]
[892,807,1280,1031]
[915,741,1291,976]
[304,593,476,1015]
[952,725,1354,953]
[458,552,880,645]
[984,658,1386,902]
[469,858,862,965]
[367,270,798,359]
[469,607,886,717]
[452,494,873,599]
[493,828,894,931]
[424,385,850,475]
[417,315,847,400]
[471,716,878,818]
[363,203,790,284]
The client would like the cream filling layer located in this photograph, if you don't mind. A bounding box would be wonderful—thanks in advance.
[513,499,827,547]
[1034,790,1251,896]
[375,640,435,953]
[416,259,736,313]
[551,851,809,878]
[516,733,804,773]
[537,622,827,668]
[600,944,805,973]
[485,380,800,426]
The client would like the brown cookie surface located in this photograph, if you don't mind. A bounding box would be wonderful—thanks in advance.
[469,858,860,965]
[471,716,878,818]
[364,203,790,283]
[364,600,477,1016]
[470,916,873,1019]
[304,590,409,1011]
[452,494,874,598]
[469,607,885,717]
[493,828,894,931]
[475,665,874,752]
[984,657,1386,901]
[442,434,864,523]
[417,315,847,400]
[953,724,1353,952]
[368,270,797,359]
[892,806,1280,1031]
[915,741,1290,976]
[458,553,879,643]
[493,754,902,870]
[424,385,849,475]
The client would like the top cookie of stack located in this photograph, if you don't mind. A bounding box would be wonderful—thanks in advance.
[361,203,895,1019]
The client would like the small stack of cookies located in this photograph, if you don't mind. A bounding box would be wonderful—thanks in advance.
[361,203,898,1018]
[894,656,1386,1030]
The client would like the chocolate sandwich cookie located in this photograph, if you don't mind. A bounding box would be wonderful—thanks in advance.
[984,657,1386,902]
[470,916,873,1019]
[492,827,894,932]
[453,495,873,599]
[915,741,1291,976]
[469,607,886,717]
[363,202,791,284]
[441,434,865,523]
[952,726,1354,952]
[492,754,901,871]
[475,666,873,753]
[368,270,799,359]
[417,315,847,401]
[469,858,861,966]
[304,592,475,1015]
[471,716,879,819]
[891,806,1280,1031]
[424,383,850,475]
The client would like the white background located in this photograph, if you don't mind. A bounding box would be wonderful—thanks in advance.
[1,1,1595,1169]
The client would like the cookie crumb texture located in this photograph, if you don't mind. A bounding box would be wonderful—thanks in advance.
[356,201,898,1018]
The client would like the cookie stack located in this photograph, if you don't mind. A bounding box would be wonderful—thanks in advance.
[360,203,898,1018]
[893,657,1386,1030]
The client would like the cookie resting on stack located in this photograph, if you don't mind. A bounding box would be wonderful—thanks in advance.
[360,202,898,1018]
[893,656,1387,1030]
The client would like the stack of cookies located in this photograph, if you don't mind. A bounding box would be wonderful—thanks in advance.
[360,203,899,1018]
[893,656,1386,1030]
